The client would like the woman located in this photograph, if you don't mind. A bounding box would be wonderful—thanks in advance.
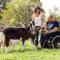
[32,6,45,48]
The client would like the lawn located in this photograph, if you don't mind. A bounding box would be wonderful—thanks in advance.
[0,41,60,60]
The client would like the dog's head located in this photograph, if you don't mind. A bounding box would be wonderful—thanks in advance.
[26,26,30,31]
[25,23,35,44]
[25,22,34,34]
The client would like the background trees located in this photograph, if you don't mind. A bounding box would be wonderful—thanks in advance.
[49,7,60,29]
[0,0,41,28]
[0,0,60,29]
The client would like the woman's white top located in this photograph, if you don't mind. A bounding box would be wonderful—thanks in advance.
[34,15,42,27]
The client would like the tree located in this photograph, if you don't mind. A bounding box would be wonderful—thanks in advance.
[1,0,42,27]
[49,6,60,29]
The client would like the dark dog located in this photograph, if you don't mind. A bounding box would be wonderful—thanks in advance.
[3,26,35,51]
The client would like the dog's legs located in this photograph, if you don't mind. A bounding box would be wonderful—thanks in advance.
[4,45,10,53]
[4,46,9,53]
[9,39,15,50]
[4,38,10,53]
[10,40,18,50]
[21,39,25,51]
[4,46,7,53]
[30,35,35,45]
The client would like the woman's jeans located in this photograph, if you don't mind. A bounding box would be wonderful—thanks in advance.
[34,26,41,47]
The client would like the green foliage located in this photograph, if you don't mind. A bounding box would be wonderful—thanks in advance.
[56,16,60,29]
[49,7,60,29]
[1,0,35,27]
[0,0,2,4]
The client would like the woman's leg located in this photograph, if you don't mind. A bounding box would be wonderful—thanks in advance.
[34,27,40,48]
[34,30,39,47]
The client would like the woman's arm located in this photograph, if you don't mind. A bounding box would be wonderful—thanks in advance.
[32,13,35,22]
[32,13,35,25]
[41,13,45,27]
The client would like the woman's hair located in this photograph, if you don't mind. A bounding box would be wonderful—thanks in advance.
[34,6,41,14]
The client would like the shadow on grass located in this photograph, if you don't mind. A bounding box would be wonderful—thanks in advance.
[8,49,35,53]
[8,47,42,53]
[6,47,59,53]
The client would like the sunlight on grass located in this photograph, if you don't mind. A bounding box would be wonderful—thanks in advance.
[0,41,60,60]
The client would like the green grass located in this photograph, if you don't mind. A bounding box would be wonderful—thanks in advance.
[0,41,60,60]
